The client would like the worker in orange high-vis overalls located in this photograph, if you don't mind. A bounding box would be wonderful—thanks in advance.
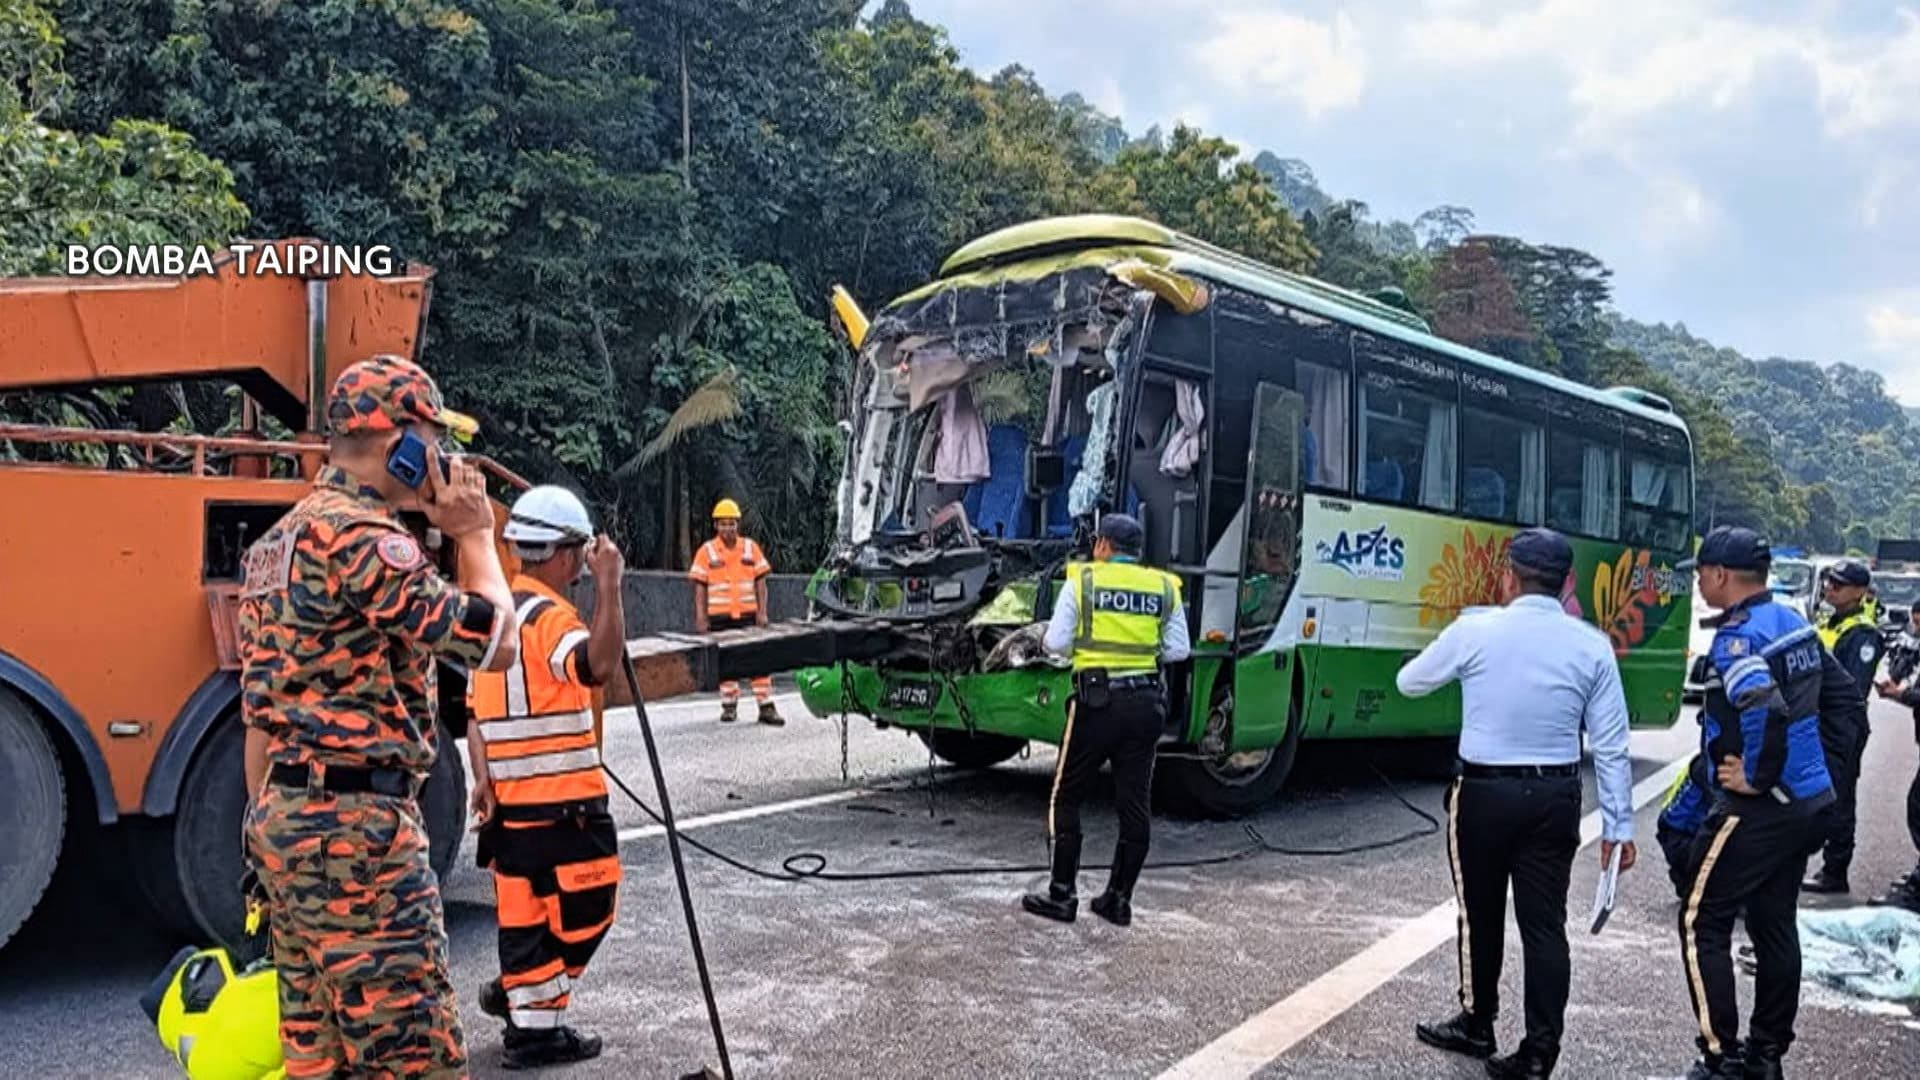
[467,485,628,1071]
[689,498,782,725]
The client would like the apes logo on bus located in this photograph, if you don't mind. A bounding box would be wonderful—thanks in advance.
[1316,525,1407,581]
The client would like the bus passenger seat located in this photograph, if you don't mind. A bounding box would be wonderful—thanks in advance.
[1364,457,1405,502]
[1463,467,1506,519]
[972,424,1030,539]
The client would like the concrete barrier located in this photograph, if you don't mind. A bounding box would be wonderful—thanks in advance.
[577,571,813,632]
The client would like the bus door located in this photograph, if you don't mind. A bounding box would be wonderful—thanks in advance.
[1227,381,1305,751]
[1118,361,1211,727]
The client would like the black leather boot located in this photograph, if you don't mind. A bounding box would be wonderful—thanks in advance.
[1021,883,1077,923]
[478,978,508,1021]
[1869,866,1920,912]
[1683,1050,1745,1079]
[1799,866,1848,894]
[1415,1010,1495,1059]
[1090,891,1132,927]
[503,1025,603,1070]
[1485,1040,1556,1078]
[1741,1042,1785,1080]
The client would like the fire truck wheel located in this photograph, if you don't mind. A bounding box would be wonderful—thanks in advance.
[0,689,66,950]
[173,717,252,948]
[916,728,1027,769]
[169,719,467,950]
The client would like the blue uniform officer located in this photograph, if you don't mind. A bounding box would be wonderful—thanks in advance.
[1675,526,1835,1080]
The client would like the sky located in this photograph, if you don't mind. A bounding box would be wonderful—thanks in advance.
[881,0,1920,403]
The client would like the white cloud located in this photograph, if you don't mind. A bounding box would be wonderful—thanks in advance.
[1190,9,1367,119]
[1637,172,1723,253]
[1868,302,1920,353]
[1859,163,1909,229]
[1816,9,1920,136]
[1401,1,1920,149]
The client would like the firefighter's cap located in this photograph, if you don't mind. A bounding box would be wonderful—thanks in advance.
[326,355,479,442]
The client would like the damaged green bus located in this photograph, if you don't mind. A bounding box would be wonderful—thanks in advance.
[796,215,1694,815]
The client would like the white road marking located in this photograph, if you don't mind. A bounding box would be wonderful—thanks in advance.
[1156,755,1693,1080]
[614,786,868,842]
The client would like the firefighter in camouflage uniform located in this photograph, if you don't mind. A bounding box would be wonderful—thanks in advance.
[238,355,521,1077]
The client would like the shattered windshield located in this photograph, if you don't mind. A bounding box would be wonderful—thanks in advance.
[838,303,1136,549]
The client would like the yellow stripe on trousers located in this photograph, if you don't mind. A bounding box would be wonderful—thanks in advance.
[1682,815,1741,1056]
[1443,778,1473,1014]
[1047,702,1078,840]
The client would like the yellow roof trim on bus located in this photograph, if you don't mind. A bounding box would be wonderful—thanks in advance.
[940,215,1178,277]
[888,245,1174,307]
[1110,259,1210,314]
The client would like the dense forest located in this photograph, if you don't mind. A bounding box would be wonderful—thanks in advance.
[3,0,1909,565]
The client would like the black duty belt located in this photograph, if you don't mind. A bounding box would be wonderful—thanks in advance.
[1104,674,1163,692]
[492,797,611,824]
[269,761,421,799]
[1459,761,1579,780]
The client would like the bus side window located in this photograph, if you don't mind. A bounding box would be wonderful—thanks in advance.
[1354,336,1458,512]
[1297,362,1350,493]
[1545,421,1622,541]
[1623,426,1692,553]
[1459,408,1545,525]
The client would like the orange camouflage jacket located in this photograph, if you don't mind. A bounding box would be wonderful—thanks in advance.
[237,466,503,776]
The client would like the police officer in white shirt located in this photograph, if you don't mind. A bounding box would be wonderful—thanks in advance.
[1397,528,1637,1080]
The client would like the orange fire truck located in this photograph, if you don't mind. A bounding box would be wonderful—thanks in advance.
[0,242,898,953]
[0,244,513,949]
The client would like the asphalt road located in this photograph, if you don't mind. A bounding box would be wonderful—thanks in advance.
[4,693,1917,1078]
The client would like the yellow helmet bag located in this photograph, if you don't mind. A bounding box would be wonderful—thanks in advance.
[141,946,284,1080]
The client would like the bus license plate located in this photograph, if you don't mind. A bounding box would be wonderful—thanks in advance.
[884,680,941,711]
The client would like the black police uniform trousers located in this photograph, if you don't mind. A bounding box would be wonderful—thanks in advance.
[1046,680,1164,899]
[1444,769,1581,1051]
[1677,800,1822,1062]
[1815,715,1867,876]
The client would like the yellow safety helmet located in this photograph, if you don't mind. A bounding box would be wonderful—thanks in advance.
[712,498,742,521]
[142,946,284,1080]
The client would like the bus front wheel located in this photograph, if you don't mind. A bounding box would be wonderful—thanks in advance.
[917,728,1027,769]
[1157,687,1301,818]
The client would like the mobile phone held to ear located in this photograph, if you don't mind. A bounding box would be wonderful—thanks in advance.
[386,429,451,490]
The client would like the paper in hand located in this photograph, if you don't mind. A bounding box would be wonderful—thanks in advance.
[1589,844,1623,934]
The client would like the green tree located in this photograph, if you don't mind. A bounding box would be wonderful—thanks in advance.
[0,0,245,275]
[1090,125,1314,271]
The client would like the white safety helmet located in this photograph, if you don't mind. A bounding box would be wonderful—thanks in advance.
[504,485,593,560]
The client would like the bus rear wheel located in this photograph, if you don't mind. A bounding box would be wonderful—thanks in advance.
[1157,687,1301,818]
[0,689,66,950]
[917,728,1027,769]
[157,717,469,949]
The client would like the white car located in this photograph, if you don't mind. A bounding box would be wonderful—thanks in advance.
[1769,558,1817,620]
[1683,592,1718,702]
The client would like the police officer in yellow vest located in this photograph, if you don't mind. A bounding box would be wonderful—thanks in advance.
[1804,558,1885,894]
[1023,513,1190,927]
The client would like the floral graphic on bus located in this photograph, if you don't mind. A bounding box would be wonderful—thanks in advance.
[1418,525,1589,628]
[1418,528,1509,626]
[1592,548,1663,656]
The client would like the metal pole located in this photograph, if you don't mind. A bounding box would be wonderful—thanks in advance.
[617,650,734,1080]
[306,278,328,434]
